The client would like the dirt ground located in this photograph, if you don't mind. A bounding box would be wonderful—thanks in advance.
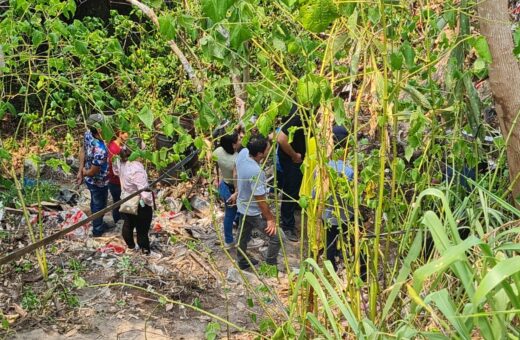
[0,175,303,340]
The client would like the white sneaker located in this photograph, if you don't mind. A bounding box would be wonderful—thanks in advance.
[249,237,265,249]
[224,241,236,249]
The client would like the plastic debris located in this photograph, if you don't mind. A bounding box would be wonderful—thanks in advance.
[97,243,126,255]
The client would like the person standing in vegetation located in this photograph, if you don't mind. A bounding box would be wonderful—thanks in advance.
[77,113,110,237]
[113,139,154,255]
[235,135,280,270]
[107,130,129,225]
[214,132,241,249]
[277,106,306,242]
[322,126,366,278]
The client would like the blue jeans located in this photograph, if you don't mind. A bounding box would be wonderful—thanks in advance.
[108,182,121,223]
[87,183,108,236]
[218,181,237,244]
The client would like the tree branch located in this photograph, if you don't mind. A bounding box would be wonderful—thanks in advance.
[125,0,203,92]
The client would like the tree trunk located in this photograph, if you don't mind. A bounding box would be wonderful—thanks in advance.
[478,0,520,202]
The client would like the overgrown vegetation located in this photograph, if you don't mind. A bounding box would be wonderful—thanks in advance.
[1,0,520,338]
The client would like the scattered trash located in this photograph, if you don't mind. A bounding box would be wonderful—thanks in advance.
[190,196,210,214]
[59,208,91,239]
[152,211,187,234]
[56,188,79,205]
[97,243,126,255]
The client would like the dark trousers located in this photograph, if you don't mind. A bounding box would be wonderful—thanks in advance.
[279,157,303,231]
[237,214,280,266]
[122,205,153,252]
[326,223,367,280]
[86,183,108,236]
[108,182,121,223]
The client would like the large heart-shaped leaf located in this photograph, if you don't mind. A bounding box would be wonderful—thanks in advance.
[158,14,176,40]
[299,0,339,33]
[201,0,236,23]
[138,105,154,130]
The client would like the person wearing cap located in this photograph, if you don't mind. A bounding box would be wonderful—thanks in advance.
[77,113,110,237]
[277,105,306,242]
[322,126,366,278]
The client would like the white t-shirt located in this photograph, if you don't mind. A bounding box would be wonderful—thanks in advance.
[214,146,237,185]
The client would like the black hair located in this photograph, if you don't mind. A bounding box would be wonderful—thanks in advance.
[119,146,132,162]
[220,132,238,155]
[89,126,101,138]
[247,135,269,157]
[120,138,143,162]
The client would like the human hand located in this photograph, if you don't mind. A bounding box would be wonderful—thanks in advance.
[265,219,277,236]
[227,192,238,205]
[291,152,303,164]
[76,170,83,185]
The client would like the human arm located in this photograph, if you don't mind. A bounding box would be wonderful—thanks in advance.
[277,131,302,163]
[82,165,100,177]
[132,162,153,206]
[254,195,276,236]
[227,166,238,204]
[76,145,85,184]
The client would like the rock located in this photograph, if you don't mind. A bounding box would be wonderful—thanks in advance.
[226,268,242,284]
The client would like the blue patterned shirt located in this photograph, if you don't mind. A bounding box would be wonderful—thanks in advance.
[84,130,108,187]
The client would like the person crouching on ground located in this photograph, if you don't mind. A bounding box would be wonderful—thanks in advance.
[113,139,154,255]
[77,113,110,237]
[235,135,280,270]
[214,131,241,249]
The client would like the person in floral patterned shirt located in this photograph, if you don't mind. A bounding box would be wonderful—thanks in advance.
[76,113,110,237]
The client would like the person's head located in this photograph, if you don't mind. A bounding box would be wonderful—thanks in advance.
[87,113,105,139]
[332,125,348,149]
[120,138,145,162]
[220,132,239,154]
[247,135,270,162]
[115,130,129,143]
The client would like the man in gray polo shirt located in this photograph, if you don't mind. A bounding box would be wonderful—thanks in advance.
[235,135,280,270]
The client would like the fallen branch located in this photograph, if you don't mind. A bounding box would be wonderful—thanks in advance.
[125,0,203,92]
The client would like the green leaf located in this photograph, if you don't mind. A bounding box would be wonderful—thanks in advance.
[163,123,175,137]
[298,196,308,209]
[333,97,346,125]
[297,74,322,106]
[138,105,154,130]
[390,52,403,71]
[201,0,235,22]
[31,30,45,47]
[367,7,381,25]
[73,40,88,55]
[230,24,252,49]
[0,148,11,161]
[473,36,492,63]
[401,42,415,69]
[73,276,86,289]
[473,257,520,306]
[403,85,432,110]
[158,14,176,40]
[299,0,339,33]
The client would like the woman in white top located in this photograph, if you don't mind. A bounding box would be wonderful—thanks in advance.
[214,132,240,248]
[113,139,154,254]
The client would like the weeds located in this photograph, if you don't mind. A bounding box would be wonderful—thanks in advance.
[21,288,41,311]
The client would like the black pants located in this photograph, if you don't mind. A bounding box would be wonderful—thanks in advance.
[122,205,153,253]
[326,224,367,280]
[279,157,303,231]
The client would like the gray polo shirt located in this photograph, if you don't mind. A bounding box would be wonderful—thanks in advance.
[236,148,268,216]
